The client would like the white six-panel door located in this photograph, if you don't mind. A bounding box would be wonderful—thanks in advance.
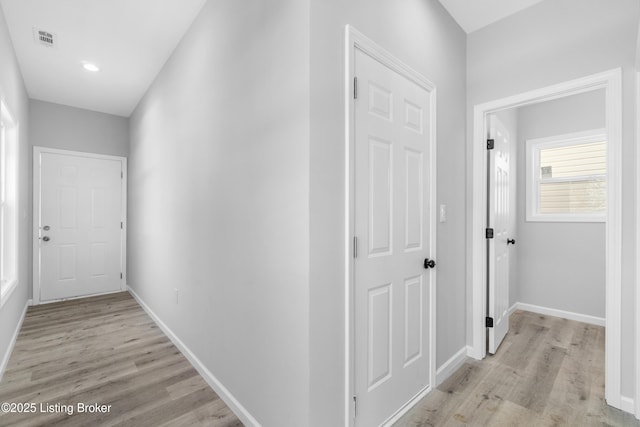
[35,149,125,303]
[487,115,511,354]
[354,48,434,426]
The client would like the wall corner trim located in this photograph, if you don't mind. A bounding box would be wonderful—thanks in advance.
[0,297,30,381]
[127,286,261,427]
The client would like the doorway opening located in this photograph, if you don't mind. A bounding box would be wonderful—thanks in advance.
[470,69,623,409]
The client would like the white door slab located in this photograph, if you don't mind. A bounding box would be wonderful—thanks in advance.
[487,114,511,354]
[36,150,124,302]
[354,48,434,426]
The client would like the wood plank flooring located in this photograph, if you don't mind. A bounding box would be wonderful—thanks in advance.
[395,310,640,426]
[0,292,242,427]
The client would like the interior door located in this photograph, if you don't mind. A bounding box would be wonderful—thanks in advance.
[487,115,511,354]
[354,48,433,426]
[37,151,124,302]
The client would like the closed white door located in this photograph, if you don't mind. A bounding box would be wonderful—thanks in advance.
[487,115,511,354]
[354,49,434,426]
[37,151,124,302]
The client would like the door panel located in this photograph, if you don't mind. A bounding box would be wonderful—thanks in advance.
[488,115,511,354]
[354,48,433,426]
[39,152,123,302]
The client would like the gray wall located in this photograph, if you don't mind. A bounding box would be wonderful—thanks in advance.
[29,99,129,157]
[467,0,638,399]
[516,90,606,318]
[309,1,466,425]
[0,3,29,374]
[128,1,310,425]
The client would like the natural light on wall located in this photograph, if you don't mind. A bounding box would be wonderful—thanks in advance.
[0,100,18,307]
[526,129,607,222]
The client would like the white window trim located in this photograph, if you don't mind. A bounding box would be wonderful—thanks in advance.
[0,99,18,308]
[525,128,607,222]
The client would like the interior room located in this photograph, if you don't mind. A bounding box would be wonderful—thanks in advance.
[0,0,639,426]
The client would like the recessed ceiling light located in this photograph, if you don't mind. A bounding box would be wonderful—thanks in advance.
[82,62,100,72]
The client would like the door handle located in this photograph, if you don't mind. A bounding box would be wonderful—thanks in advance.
[507,238,516,245]
[42,236,50,242]
[424,258,436,269]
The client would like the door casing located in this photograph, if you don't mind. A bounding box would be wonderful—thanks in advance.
[32,146,127,305]
[344,25,437,426]
[469,69,623,409]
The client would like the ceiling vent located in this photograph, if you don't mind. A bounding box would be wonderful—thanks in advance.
[33,28,57,48]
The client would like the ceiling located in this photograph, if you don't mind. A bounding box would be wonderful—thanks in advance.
[438,0,546,33]
[0,0,207,117]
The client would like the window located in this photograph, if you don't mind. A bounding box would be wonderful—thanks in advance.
[526,129,607,222]
[1,100,18,306]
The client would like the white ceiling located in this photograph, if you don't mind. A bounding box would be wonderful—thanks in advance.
[438,0,546,33]
[0,0,207,117]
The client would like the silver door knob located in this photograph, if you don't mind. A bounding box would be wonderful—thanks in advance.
[42,236,50,242]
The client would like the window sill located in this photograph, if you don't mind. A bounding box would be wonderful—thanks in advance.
[525,214,606,223]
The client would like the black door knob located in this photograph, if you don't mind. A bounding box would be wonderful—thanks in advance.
[507,238,516,245]
[424,258,436,269]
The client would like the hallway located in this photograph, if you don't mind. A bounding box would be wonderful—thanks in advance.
[0,293,241,426]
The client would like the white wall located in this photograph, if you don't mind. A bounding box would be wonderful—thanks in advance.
[309,1,467,425]
[0,3,29,373]
[128,1,310,425]
[516,90,606,318]
[467,0,638,399]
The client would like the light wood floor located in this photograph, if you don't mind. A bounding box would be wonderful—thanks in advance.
[395,310,640,426]
[0,292,242,427]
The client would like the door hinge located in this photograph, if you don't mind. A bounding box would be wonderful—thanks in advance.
[120,272,123,279]
[353,236,358,259]
[487,139,495,150]
[353,395,357,418]
[121,171,123,178]
[354,77,358,100]
[121,221,123,229]
[486,316,494,328]
[485,228,494,239]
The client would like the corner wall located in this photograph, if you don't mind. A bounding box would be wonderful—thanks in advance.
[127,1,310,425]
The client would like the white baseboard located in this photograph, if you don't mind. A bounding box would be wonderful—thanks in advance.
[514,302,605,327]
[0,298,31,381]
[620,395,635,414]
[436,346,469,386]
[127,286,260,427]
[507,302,518,318]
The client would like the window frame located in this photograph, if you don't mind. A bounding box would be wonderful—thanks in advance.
[0,99,18,307]
[525,128,607,223]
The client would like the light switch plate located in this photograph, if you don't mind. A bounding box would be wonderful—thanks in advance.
[440,204,447,223]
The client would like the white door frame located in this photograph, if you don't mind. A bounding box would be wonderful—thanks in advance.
[635,71,640,420]
[32,147,127,305]
[344,25,437,426]
[469,69,623,409]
